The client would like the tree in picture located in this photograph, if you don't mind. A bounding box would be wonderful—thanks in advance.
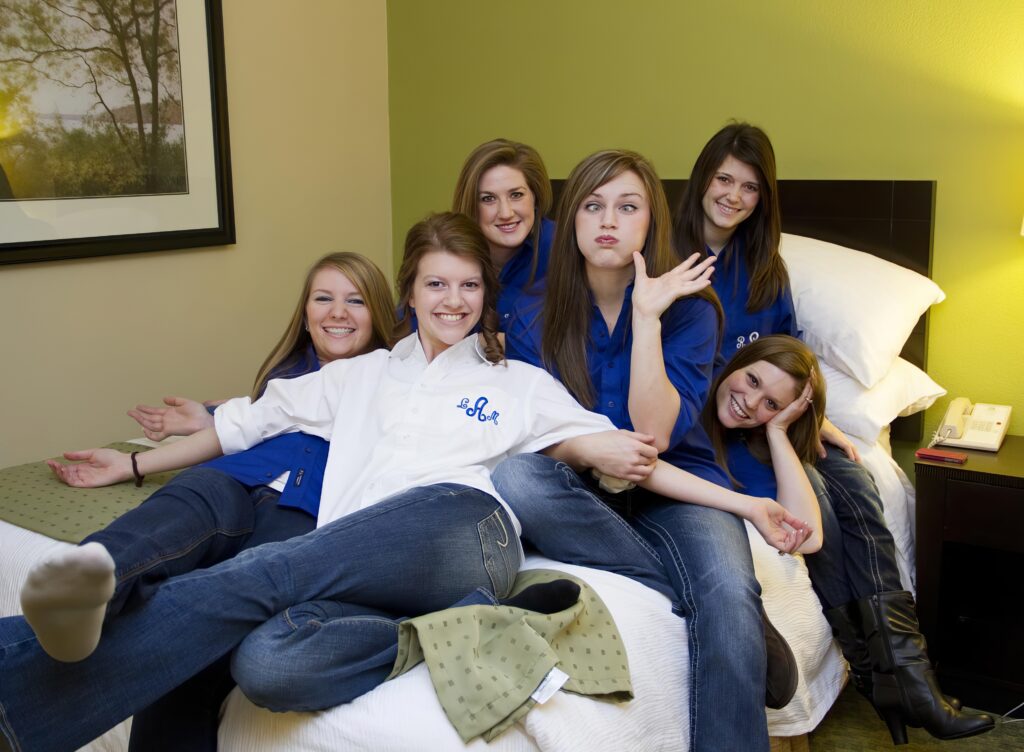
[0,0,186,200]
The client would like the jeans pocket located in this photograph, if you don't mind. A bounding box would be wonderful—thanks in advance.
[477,508,517,598]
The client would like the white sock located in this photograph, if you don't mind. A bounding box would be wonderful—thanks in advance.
[20,542,116,662]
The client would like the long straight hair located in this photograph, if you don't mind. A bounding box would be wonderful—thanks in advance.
[395,212,504,364]
[542,149,723,407]
[252,252,396,398]
[674,122,787,313]
[451,138,552,284]
[700,335,825,486]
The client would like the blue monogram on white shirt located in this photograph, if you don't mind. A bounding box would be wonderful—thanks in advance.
[457,396,500,425]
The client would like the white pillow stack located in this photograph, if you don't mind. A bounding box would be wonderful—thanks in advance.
[780,233,947,442]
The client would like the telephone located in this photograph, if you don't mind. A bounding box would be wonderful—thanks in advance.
[934,398,1012,452]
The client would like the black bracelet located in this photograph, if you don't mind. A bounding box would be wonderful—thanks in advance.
[130,451,145,487]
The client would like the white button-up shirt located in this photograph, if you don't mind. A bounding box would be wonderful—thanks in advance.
[215,333,614,532]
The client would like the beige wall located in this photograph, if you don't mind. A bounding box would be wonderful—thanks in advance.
[0,1,392,466]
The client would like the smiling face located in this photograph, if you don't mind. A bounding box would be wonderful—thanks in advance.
[574,170,651,274]
[476,165,536,266]
[409,250,486,361]
[701,155,761,250]
[715,359,801,429]
[305,267,375,364]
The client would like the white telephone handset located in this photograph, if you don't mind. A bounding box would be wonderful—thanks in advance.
[935,398,1012,452]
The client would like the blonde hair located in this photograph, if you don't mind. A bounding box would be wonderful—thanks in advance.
[251,252,396,398]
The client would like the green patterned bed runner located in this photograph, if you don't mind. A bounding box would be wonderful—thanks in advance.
[0,443,177,543]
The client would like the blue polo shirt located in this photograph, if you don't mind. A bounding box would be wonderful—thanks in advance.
[710,234,799,372]
[201,345,328,518]
[497,216,554,328]
[724,435,777,498]
[507,285,728,486]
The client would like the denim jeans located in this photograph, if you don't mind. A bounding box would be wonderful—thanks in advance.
[0,484,518,752]
[81,467,317,752]
[492,453,768,752]
[231,586,502,711]
[85,467,316,617]
[803,446,904,609]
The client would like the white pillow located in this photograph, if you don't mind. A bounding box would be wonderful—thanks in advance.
[822,358,946,443]
[780,233,945,388]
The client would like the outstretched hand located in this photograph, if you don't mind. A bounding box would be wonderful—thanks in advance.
[46,449,133,488]
[631,251,715,320]
[127,396,214,441]
[747,497,813,554]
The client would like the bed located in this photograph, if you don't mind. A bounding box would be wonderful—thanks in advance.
[0,180,944,751]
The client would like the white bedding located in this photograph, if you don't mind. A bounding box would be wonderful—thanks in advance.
[0,437,916,751]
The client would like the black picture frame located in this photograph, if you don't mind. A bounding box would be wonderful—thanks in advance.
[0,0,234,266]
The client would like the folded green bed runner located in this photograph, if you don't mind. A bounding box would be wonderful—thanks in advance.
[0,443,177,543]
[389,569,632,742]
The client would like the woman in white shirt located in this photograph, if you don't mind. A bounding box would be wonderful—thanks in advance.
[1,212,623,752]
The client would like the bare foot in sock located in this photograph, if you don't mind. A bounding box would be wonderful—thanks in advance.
[20,542,116,662]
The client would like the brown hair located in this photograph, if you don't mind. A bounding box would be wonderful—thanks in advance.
[395,212,504,364]
[674,122,787,313]
[452,138,552,283]
[252,252,396,398]
[542,148,723,407]
[700,335,825,486]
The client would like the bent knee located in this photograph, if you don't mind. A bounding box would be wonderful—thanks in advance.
[231,637,298,711]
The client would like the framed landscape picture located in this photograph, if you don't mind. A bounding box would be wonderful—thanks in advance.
[0,0,234,265]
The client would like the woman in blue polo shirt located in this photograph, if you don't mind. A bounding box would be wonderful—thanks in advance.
[494,148,797,752]
[67,251,396,751]
[675,123,993,744]
[451,138,555,326]
[705,334,994,744]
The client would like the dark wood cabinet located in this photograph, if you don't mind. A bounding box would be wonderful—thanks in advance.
[915,434,1024,716]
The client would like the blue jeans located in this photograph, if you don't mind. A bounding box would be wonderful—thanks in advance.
[492,453,768,752]
[803,447,904,609]
[0,484,518,752]
[231,586,502,711]
[81,467,317,752]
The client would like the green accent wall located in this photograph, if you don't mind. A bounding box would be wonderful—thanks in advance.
[387,0,1024,440]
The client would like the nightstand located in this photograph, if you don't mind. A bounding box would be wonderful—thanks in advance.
[915,433,1024,716]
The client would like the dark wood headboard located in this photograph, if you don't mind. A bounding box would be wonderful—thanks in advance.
[551,179,936,441]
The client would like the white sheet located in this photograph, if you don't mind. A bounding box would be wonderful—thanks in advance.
[0,436,916,751]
